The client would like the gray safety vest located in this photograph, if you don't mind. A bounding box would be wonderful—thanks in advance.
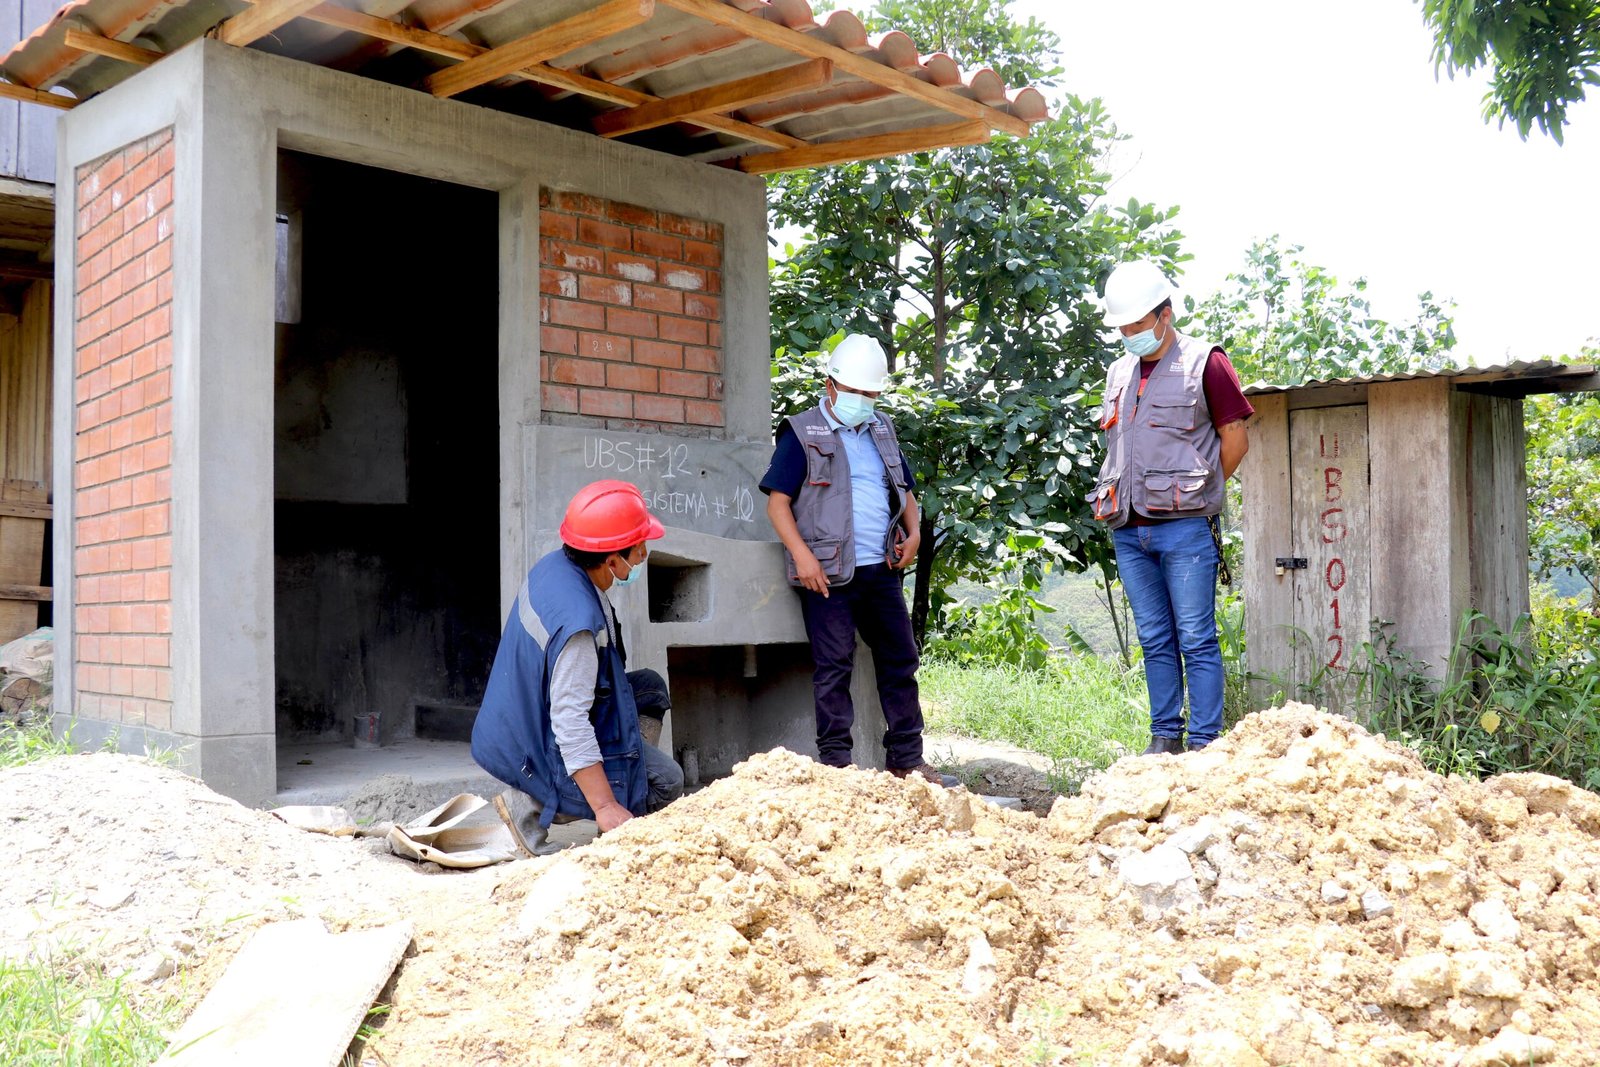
[781,406,911,586]
[1088,331,1226,530]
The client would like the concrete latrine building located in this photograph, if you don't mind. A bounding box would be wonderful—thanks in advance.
[0,0,1045,804]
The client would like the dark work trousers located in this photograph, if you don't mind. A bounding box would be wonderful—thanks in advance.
[798,562,925,770]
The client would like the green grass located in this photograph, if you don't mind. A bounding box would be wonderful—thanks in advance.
[0,950,179,1067]
[919,654,1150,792]
[0,721,76,770]
[3,723,188,1066]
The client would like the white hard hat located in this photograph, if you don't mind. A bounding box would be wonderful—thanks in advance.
[1102,260,1176,327]
[825,333,890,392]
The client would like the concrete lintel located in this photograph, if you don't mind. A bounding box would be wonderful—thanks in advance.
[0,176,55,203]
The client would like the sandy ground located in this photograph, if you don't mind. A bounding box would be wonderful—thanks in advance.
[3,703,1599,1066]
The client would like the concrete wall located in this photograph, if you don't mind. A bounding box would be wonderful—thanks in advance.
[54,40,889,804]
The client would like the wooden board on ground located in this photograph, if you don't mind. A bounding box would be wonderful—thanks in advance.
[157,919,413,1067]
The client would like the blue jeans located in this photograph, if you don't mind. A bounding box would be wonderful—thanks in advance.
[1112,517,1223,744]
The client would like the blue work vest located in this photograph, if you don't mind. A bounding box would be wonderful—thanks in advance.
[470,549,648,826]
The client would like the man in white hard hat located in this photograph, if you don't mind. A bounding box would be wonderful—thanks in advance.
[760,334,951,785]
[1089,261,1254,754]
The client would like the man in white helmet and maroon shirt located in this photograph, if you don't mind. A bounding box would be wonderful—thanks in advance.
[760,335,952,785]
[1090,261,1254,755]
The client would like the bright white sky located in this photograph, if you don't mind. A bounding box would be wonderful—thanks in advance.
[1008,0,1600,364]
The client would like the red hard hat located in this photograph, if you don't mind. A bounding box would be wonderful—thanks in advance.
[559,480,666,552]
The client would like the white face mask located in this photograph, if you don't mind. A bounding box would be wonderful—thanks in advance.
[1120,317,1166,358]
[830,390,876,427]
[610,553,643,586]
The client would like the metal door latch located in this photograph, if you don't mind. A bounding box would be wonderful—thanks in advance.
[1274,556,1308,576]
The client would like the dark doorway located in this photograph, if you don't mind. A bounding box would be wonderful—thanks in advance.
[272,150,499,746]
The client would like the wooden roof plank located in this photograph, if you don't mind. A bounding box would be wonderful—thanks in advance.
[735,117,988,174]
[218,0,329,48]
[62,28,163,66]
[0,80,75,109]
[290,2,803,148]
[594,57,830,138]
[421,0,656,99]
[656,0,1028,137]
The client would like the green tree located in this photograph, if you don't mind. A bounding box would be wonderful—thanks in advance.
[1525,365,1600,608]
[1417,0,1600,143]
[1190,236,1458,388]
[767,2,1182,646]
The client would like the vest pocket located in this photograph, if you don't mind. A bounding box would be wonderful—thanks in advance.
[1140,469,1210,513]
[789,537,845,584]
[1147,400,1197,430]
[790,543,844,585]
[601,749,640,798]
[1087,477,1124,524]
[803,442,835,486]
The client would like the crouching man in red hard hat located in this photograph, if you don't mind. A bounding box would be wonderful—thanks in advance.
[472,479,684,854]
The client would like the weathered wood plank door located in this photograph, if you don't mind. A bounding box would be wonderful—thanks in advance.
[1288,406,1371,713]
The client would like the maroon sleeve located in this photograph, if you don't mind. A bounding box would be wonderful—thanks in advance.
[1204,349,1255,429]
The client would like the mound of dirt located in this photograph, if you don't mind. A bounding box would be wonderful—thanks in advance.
[0,754,466,988]
[4,704,1600,1066]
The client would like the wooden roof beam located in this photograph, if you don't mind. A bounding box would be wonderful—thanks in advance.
[218,0,328,48]
[291,3,803,148]
[62,28,163,67]
[0,81,75,110]
[734,118,989,174]
[422,0,655,99]
[657,0,1029,137]
[594,58,830,138]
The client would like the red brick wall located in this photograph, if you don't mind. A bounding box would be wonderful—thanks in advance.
[72,128,175,730]
[539,191,725,434]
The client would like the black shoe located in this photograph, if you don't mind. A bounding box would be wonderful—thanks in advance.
[890,763,961,788]
[1186,737,1213,751]
[1141,736,1185,756]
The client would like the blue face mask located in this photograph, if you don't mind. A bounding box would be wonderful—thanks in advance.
[611,555,643,586]
[1121,319,1165,358]
[830,390,876,427]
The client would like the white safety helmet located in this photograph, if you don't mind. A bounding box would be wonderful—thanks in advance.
[1102,260,1177,328]
[825,333,890,392]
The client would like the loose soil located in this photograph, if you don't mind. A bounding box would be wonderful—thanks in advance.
[3,703,1599,1065]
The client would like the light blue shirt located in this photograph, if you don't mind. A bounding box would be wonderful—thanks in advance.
[822,398,891,567]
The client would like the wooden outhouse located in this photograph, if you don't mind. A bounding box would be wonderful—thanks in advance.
[1239,360,1598,709]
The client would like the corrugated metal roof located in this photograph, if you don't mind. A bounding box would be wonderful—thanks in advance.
[1243,359,1600,397]
[0,0,1050,170]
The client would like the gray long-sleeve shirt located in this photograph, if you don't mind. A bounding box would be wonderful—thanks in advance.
[548,598,616,774]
